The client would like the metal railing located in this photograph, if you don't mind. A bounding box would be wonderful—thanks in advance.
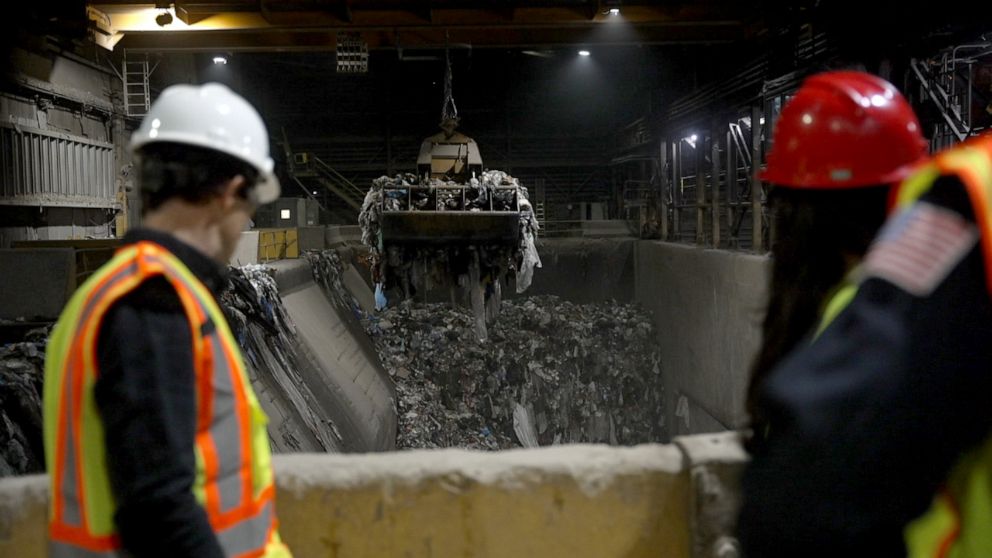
[292,152,367,210]
[910,42,992,149]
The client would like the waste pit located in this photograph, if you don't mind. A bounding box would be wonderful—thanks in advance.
[364,296,665,450]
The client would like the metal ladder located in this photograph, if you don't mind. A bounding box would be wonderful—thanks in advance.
[532,178,547,222]
[122,51,151,117]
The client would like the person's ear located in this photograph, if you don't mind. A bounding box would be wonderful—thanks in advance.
[219,175,247,210]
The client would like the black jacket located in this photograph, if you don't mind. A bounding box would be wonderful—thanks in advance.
[738,178,992,557]
[94,229,228,558]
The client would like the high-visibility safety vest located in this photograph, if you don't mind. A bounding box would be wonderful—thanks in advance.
[897,134,992,558]
[42,240,291,557]
[807,134,992,558]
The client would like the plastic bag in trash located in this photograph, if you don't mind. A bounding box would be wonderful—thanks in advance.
[375,283,387,310]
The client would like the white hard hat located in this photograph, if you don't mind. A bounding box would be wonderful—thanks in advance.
[129,83,280,204]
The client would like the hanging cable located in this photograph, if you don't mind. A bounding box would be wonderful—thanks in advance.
[441,30,459,123]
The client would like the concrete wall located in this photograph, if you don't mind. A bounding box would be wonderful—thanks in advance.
[0,433,747,558]
[0,249,75,321]
[634,242,769,436]
[520,237,636,302]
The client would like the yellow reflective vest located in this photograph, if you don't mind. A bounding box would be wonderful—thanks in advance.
[815,134,992,558]
[43,240,291,557]
[897,135,992,558]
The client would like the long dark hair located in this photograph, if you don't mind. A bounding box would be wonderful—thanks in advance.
[746,185,890,445]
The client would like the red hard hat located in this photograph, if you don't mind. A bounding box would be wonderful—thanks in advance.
[762,71,928,189]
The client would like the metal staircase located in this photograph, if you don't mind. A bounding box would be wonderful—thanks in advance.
[910,43,992,149]
[291,152,366,211]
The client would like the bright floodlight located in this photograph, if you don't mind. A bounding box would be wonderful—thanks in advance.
[690,134,698,142]
[578,50,591,57]
[608,8,621,15]
[213,56,228,65]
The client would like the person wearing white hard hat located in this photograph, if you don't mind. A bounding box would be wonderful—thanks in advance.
[43,83,292,557]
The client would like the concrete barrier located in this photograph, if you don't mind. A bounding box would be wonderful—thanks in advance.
[634,242,769,437]
[0,434,748,558]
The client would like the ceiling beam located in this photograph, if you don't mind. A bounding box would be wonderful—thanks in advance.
[92,3,749,28]
[118,21,746,52]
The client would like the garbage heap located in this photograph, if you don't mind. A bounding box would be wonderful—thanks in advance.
[0,327,48,476]
[221,265,344,452]
[365,296,665,450]
[358,170,541,341]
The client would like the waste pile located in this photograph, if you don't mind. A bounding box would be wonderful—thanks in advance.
[365,296,664,450]
[0,326,48,477]
[358,170,541,341]
[304,249,366,320]
[220,265,343,452]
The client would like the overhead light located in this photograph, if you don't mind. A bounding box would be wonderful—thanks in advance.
[578,50,591,57]
[690,134,698,142]
[212,56,228,65]
[522,50,554,58]
[608,8,621,16]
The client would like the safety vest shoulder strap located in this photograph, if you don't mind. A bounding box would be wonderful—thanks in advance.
[894,134,992,295]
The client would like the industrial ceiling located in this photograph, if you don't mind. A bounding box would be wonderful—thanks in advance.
[86,1,756,52]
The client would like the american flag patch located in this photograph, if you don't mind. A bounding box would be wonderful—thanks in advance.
[863,202,978,297]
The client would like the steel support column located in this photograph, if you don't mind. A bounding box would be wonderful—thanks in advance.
[725,128,736,247]
[751,105,764,252]
[659,139,669,240]
[711,126,721,248]
[673,139,681,239]
[695,134,706,245]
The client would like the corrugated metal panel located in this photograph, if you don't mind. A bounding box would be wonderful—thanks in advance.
[0,123,116,208]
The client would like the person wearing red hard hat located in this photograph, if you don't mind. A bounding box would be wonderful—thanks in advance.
[746,71,929,446]
[739,75,992,555]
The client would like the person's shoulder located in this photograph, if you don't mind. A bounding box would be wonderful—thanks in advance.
[920,175,975,221]
[109,275,184,315]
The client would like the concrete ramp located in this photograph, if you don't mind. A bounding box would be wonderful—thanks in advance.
[268,259,396,452]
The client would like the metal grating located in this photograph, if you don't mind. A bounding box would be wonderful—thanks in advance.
[0,123,117,208]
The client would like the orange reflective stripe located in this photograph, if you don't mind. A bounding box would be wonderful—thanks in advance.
[223,335,256,509]
[49,523,119,552]
[935,143,992,295]
[72,273,146,535]
[52,256,142,533]
[138,244,268,524]
[213,481,277,530]
[134,246,228,517]
[936,488,962,558]
[52,258,134,525]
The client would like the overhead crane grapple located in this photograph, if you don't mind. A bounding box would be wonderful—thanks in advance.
[359,123,540,341]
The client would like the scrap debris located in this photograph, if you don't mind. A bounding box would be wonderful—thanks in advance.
[365,296,665,450]
[0,327,48,476]
[358,170,541,341]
